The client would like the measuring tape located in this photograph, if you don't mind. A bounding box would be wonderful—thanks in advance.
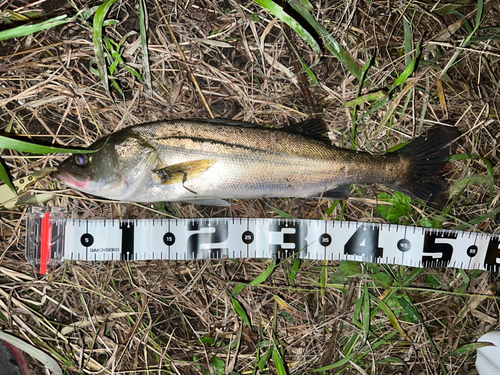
[25,206,500,274]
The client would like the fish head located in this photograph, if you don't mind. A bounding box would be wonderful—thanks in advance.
[51,133,157,200]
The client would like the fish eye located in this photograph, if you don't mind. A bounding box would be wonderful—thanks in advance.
[75,155,90,167]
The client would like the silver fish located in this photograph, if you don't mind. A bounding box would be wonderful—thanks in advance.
[51,119,459,206]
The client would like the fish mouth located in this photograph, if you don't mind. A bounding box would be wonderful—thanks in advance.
[51,168,90,189]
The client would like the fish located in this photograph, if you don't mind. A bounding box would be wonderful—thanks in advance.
[50,119,460,207]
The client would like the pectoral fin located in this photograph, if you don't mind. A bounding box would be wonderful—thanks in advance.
[153,159,216,185]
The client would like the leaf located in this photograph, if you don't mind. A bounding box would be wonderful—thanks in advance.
[139,0,153,98]
[0,135,95,154]
[370,294,409,340]
[393,43,420,87]
[231,259,277,296]
[93,0,119,99]
[272,347,287,375]
[338,260,362,277]
[231,297,252,328]
[362,282,370,342]
[286,0,363,81]
[450,152,494,206]
[257,347,273,371]
[445,341,493,358]
[397,296,421,324]
[376,356,409,370]
[0,15,73,40]
[344,90,387,108]
[254,0,321,55]
[264,202,296,219]
[0,160,16,195]
[288,258,301,286]
[371,272,393,289]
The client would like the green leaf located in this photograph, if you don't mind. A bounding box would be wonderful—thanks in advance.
[231,297,252,328]
[139,0,153,98]
[445,342,493,358]
[288,258,301,287]
[338,260,362,277]
[93,0,119,98]
[393,43,420,87]
[254,0,321,55]
[397,296,421,323]
[0,136,95,154]
[0,160,16,195]
[231,259,277,296]
[371,272,393,289]
[362,283,370,342]
[273,347,287,374]
[0,15,73,41]
[286,0,363,81]
[344,90,387,108]
[370,294,408,340]
[376,357,409,370]
[449,153,494,206]
[257,347,273,371]
[212,356,226,374]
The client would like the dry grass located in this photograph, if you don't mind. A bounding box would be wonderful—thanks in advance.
[0,0,499,374]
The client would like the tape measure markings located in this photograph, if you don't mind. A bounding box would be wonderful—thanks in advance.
[25,207,500,273]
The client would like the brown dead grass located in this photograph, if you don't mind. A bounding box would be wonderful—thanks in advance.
[0,0,499,374]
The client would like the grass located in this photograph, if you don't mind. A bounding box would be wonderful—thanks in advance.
[0,0,498,374]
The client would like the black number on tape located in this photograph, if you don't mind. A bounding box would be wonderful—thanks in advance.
[187,220,228,259]
[344,226,383,259]
[119,222,134,260]
[422,233,455,267]
[81,233,94,247]
[269,222,308,259]
[484,237,500,272]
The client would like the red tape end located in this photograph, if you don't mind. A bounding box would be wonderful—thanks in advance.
[40,212,52,275]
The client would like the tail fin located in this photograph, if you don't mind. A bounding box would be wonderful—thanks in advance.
[393,125,460,206]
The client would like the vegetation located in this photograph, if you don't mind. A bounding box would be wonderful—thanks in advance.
[0,0,498,374]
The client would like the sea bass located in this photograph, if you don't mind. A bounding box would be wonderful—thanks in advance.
[51,119,460,206]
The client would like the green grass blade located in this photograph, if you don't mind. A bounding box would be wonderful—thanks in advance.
[231,259,278,296]
[445,342,493,358]
[257,347,273,371]
[0,160,16,194]
[0,136,95,154]
[450,152,494,206]
[254,0,321,55]
[93,0,119,99]
[289,258,300,287]
[0,15,73,41]
[139,0,153,98]
[453,206,500,231]
[272,347,287,375]
[344,90,387,108]
[362,282,370,342]
[231,297,252,328]
[370,294,409,340]
[393,43,420,87]
[286,0,363,81]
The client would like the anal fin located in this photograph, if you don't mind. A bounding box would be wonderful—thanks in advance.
[318,185,350,200]
[180,198,231,207]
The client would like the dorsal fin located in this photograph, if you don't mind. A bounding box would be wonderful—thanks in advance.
[196,118,332,144]
[283,119,331,144]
